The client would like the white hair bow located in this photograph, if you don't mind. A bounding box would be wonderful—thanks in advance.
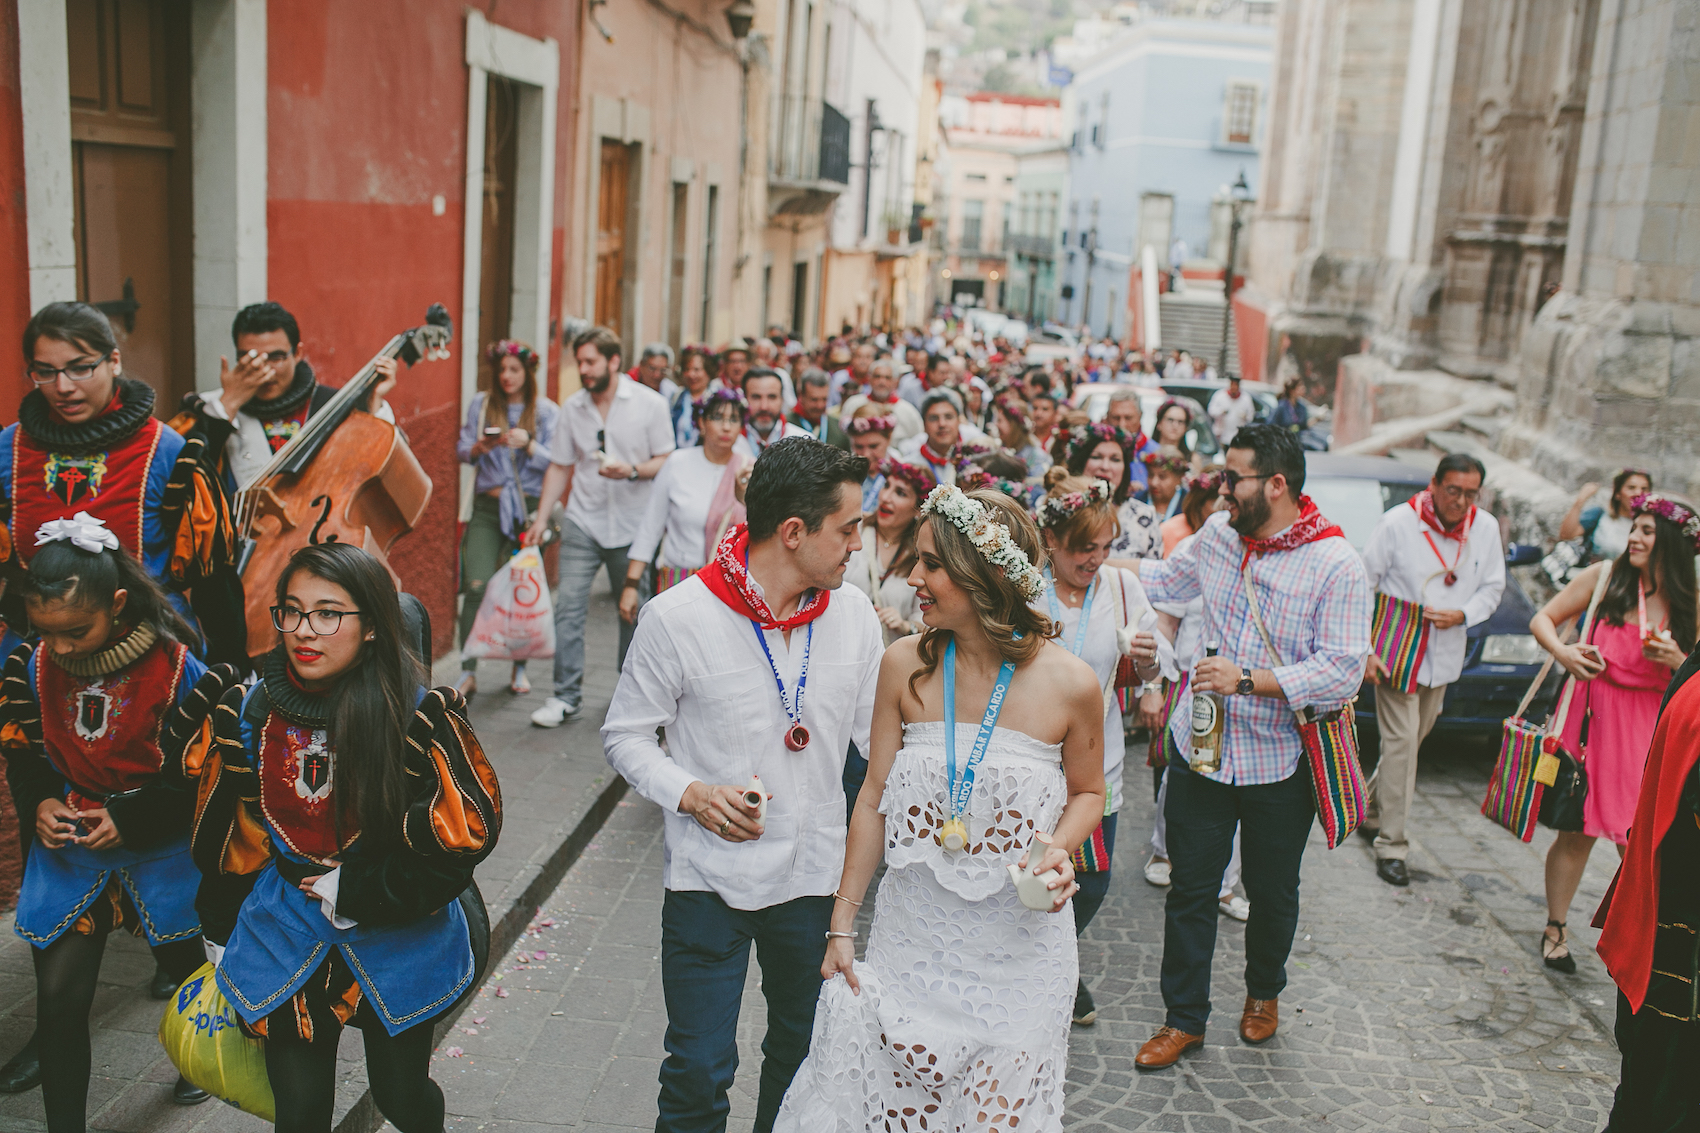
[35,512,120,554]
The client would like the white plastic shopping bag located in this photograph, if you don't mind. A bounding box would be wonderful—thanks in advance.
[463,547,556,660]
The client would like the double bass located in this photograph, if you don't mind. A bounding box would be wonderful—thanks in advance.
[234,305,453,656]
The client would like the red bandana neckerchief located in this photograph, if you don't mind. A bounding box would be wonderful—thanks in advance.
[1410,489,1474,584]
[1238,495,1345,568]
[699,523,831,631]
[1593,669,1700,1010]
[920,441,956,468]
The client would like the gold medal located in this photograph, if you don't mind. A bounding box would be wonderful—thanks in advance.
[939,816,969,852]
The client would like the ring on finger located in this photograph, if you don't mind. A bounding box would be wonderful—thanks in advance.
[719,819,730,836]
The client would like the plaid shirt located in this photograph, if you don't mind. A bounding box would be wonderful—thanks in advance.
[1143,511,1371,785]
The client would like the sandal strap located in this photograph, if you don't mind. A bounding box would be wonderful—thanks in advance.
[1546,919,1567,929]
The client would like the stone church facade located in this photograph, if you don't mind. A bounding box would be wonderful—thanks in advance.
[1237,0,1696,522]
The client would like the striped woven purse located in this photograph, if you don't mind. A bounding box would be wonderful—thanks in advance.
[1370,592,1430,694]
[1241,563,1367,849]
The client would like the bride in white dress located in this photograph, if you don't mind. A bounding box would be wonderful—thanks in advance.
[775,486,1108,1132]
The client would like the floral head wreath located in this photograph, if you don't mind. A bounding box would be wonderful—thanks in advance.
[1631,493,1700,552]
[920,485,1046,602]
[36,511,119,554]
[1142,449,1190,476]
[484,339,534,365]
[1060,423,1134,464]
[692,387,748,422]
[960,466,1041,510]
[879,456,936,498]
[1184,469,1223,494]
[845,413,896,437]
[1034,479,1114,529]
[992,393,1032,431]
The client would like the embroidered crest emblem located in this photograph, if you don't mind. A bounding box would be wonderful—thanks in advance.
[75,682,113,741]
[262,416,304,453]
[42,451,109,507]
[294,729,333,802]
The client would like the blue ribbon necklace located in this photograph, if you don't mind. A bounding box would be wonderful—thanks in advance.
[751,620,813,751]
[1043,569,1098,657]
[940,637,1016,851]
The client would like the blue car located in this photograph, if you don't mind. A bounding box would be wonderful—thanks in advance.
[1300,454,1555,758]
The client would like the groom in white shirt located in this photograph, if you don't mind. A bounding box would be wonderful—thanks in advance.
[603,438,884,1133]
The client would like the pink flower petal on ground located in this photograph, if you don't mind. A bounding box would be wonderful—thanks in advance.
[463,1027,479,1035]
[496,988,509,998]
[533,951,548,960]
[472,1016,487,1024]
[540,918,555,927]
[444,1047,464,1058]
[517,955,529,963]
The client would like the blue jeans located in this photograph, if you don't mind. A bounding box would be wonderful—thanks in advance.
[552,519,646,703]
[657,890,832,1133]
[1160,764,1314,1034]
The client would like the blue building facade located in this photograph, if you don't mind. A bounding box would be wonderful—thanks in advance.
[1059,19,1273,337]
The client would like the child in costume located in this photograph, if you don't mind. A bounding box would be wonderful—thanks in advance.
[0,512,237,1128]
[191,542,500,1133]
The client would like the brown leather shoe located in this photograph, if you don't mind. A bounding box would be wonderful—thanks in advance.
[1135,1026,1204,1069]
[1239,996,1278,1043]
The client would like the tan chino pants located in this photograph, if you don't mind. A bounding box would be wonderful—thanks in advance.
[1367,682,1448,860]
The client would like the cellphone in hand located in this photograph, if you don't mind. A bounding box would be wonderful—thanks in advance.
[484,427,503,437]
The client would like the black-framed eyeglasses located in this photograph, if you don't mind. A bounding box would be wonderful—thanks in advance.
[270,605,364,634]
[27,353,111,386]
[1220,470,1273,492]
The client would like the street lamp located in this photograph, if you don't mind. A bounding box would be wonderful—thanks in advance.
[725,0,755,39]
[1218,168,1250,381]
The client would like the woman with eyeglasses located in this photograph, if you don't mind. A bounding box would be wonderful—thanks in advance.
[0,303,242,666]
[0,517,239,1128]
[191,543,501,1133]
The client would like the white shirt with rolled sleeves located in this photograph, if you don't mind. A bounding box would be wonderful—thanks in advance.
[1140,511,1372,785]
[550,373,675,549]
[601,575,883,911]
[1361,503,1505,688]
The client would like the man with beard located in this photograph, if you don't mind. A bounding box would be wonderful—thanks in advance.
[1128,424,1369,1069]
[525,327,675,727]
[176,302,398,491]
[742,369,810,458]
[786,370,850,451]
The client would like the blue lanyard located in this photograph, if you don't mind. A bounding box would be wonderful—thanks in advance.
[751,619,812,727]
[1043,569,1098,657]
[804,415,827,442]
[943,638,1017,817]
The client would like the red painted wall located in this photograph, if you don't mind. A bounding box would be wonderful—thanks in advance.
[266,0,577,658]
[0,2,31,417]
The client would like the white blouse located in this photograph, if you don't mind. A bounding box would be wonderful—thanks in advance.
[844,525,920,647]
[630,448,744,570]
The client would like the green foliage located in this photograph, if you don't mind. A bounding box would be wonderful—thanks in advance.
[968,0,1075,56]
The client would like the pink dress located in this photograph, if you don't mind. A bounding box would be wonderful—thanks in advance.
[1558,619,1672,844]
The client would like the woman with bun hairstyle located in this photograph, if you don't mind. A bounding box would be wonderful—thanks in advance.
[191,543,501,1133]
[0,513,238,1127]
[455,339,558,699]
[1033,469,1171,1026]
[776,486,1107,1130]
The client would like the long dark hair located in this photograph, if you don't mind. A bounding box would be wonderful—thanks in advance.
[17,539,197,648]
[276,544,423,848]
[482,340,540,437]
[1596,512,1699,652]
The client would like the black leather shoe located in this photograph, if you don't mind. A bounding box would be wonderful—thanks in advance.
[173,1076,210,1105]
[150,964,181,1001]
[0,1038,40,1093]
[1376,858,1410,887]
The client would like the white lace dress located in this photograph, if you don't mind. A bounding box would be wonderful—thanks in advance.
[774,721,1076,1133]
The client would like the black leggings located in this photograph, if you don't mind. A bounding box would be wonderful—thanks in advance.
[265,1014,444,1133]
[33,930,203,1133]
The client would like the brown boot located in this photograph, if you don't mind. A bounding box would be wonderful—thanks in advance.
[1135,1026,1204,1070]
[1239,996,1278,1043]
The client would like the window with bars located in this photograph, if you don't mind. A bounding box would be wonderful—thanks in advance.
[961,199,984,252]
[1222,81,1260,146]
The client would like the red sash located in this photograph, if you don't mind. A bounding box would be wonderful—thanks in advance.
[257,712,352,861]
[35,638,187,804]
[10,417,165,565]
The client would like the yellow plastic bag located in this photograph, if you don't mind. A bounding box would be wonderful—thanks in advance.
[157,961,276,1122]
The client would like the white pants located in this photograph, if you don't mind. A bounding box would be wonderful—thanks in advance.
[1150,767,1242,897]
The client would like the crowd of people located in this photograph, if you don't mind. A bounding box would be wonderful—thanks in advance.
[0,294,1692,1133]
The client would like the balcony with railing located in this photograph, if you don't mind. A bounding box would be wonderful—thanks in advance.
[770,97,849,217]
[1008,233,1057,260]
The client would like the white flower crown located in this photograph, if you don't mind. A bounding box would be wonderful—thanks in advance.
[921,485,1047,602]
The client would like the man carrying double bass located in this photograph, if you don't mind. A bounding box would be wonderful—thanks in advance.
[172,301,399,492]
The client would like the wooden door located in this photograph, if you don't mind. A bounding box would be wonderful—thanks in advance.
[479,76,520,355]
[666,182,688,349]
[67,0,192,408]
[595,140,630,334]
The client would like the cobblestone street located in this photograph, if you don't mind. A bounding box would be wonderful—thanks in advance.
[429,734,1625,1132]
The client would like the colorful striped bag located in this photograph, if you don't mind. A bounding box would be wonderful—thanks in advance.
[1145,673,1190,768]
[1371,592,1430,694]
[1241,564,1367,849]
